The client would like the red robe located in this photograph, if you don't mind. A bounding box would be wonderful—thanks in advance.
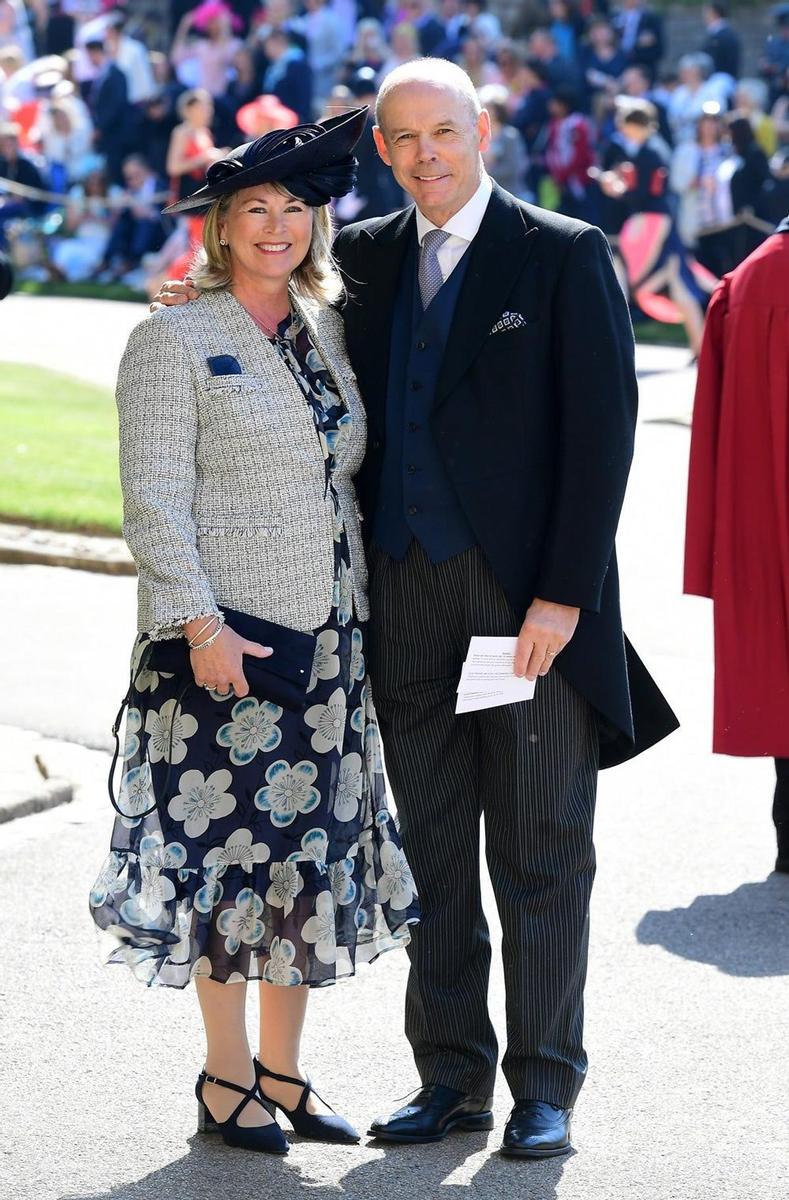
[684,230,789,756]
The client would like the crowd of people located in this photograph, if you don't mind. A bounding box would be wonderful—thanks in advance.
[1,0,788,314]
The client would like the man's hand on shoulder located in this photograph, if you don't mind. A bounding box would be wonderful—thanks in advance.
[515,599,580,682]
[149,277,201,312]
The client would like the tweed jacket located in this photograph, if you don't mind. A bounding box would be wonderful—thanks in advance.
[117,287,369,639]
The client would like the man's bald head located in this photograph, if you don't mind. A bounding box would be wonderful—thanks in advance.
[375,58,482,131]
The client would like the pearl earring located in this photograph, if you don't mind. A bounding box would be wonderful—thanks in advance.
[220,239,227,246]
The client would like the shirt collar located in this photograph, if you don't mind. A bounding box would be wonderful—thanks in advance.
[415,173,493,246]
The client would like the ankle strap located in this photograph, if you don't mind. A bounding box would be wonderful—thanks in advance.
[199,1070,256,1098]
[255,1058,309,1088]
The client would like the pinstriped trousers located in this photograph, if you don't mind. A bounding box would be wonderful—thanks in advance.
[368,541,599,1107]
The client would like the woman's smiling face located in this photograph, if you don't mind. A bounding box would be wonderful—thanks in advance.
[220,184,314,286]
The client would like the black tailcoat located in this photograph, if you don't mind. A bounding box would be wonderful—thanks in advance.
[333,184,678,767]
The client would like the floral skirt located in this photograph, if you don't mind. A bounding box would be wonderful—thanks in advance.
[90,617,420,989]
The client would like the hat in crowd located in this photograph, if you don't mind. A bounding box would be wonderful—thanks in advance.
[236,94,299,138]
[190,1,243,33]
[346,67,378,100]
[164,105,368,214]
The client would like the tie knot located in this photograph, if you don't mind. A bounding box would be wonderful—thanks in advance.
[422,229,450,254]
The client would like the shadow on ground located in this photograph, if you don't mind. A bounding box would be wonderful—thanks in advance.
[636,874,789,977]
[61,1131,569,1200]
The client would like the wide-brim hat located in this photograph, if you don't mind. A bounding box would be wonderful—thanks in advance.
[163,105,368,214]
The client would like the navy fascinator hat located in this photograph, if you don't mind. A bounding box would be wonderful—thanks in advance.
[163,106,368,215]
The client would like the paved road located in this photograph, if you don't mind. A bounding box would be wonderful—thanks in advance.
[1,307,787,1199]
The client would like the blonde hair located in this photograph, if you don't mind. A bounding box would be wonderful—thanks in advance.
[189,184,344,306]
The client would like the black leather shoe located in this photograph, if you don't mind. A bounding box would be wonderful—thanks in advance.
[500,1100,572,1159]
[368,1084,494,1143]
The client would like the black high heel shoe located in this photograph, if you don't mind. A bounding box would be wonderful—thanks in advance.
[254,1058,360,1144]
[196,1070,289,1154]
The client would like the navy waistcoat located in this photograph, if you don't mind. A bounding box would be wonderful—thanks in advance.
[372,233,477,562]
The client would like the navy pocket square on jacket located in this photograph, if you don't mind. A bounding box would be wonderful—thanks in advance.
[490,312,530,335]
[207,354,243,376]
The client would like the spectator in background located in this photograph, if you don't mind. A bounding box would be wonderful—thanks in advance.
[379,21,419,81]
[434,0,465,59]
[97,152,166,282]
[303,0,346,107]
[494,40,524,100]
[137,90,178,180]
[46,160,114,281]
[760,3,789,104]
[261,28,314,121]
[620,64,673,145]
[166,87,224,204]
[38,96,93,186]
[756,145,789,225]
[401,0,445,56]
[480,83,529,198]
[734,78,778,158]
[771,65,789,144]
[336,66,403,221]
[103,8,157,104]
[40,3,76,57]
[0,0,34,62]
[84,37,131,183]
[529,26,580,91]
[668,53,730,145]
[462,0,501,52]
[670,108,731,266]
[342,17,388,82]
[545,85,595,218]
[581,17,628,116]
[724,110,771,264]
[612,0,664,79]
[171,1,242,97]
[458,34,500,89]
[0,119,46,246]
[511,56,552,170]
[700,2,741,82]
[548,0,584,64]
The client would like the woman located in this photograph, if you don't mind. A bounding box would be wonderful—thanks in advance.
[670,110,730,266]
[90,106,420,1155]
[171,1,243,97]
[480,85,529,199]
[166,87,225,205]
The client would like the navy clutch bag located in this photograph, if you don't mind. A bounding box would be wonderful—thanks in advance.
[147,606,316,712]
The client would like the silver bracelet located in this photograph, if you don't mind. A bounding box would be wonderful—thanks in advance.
[186,614,220,645]
[189,613,225,650]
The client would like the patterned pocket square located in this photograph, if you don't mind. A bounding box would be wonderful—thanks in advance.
[490,312,529,335]
[207,354,243,376]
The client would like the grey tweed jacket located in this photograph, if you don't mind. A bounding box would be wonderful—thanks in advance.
[117,287,369,639]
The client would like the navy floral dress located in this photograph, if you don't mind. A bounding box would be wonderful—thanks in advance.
[90,313,420,989]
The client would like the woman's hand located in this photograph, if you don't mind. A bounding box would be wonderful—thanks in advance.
[185,621,273,698]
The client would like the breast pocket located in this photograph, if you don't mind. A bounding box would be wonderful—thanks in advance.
[199,376,281,440]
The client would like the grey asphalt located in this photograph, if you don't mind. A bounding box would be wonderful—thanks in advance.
[1,303,787,1200]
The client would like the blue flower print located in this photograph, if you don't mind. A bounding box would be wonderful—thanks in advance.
[254,759,321,827]
[217,698,283,765]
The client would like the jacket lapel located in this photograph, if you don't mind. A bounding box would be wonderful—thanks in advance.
[434,184,538,408]
[346,206,415,438]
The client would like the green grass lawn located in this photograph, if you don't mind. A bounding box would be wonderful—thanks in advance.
[0,363,122,535]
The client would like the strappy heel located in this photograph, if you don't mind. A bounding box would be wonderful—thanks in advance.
[195,1070,289,1154]
[254,1058,360,1144]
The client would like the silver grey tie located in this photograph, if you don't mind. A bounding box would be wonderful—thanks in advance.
[418,228,450,310]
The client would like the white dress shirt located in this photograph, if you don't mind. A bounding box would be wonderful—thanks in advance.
[415,173,493,283]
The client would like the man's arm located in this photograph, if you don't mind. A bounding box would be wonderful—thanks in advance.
[516,225,637,681]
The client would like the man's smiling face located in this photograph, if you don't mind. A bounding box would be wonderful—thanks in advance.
[373,80,491,226]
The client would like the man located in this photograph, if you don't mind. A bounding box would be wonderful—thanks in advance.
[684,212,789,876]
[155,60,677,1158]
[84,37,131,184]
[701,2,742,81]
[759,4,789,103]
[620,64,673,147]
[402,0,446,57]
[333,61,676,1157]
[98,154,166,282]
[612,0,665,78]
[261,29,314,124]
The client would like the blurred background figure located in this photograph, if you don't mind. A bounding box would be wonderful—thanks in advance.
[96,153,166,286]
[83,36,130,184]
[612,0,664,79]
[0,118,45,247]
[759,3,789,105]
[261,27,313,121]
[670,107,730,276]
[684,214,789,875]
[545,84,594,218]
[480,82,529,199]
[334,65,402,223]
[303,0,347,107]
[700,1,741,82]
